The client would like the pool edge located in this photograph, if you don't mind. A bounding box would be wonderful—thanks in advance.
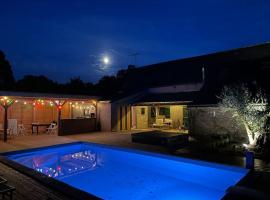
[0,154,101,200]
[1,141,250,200]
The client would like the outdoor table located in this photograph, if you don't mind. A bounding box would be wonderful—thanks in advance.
[0,129,11,134]
[31,123,50,134]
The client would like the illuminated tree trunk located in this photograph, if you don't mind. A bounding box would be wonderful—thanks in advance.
[243,121,261,147]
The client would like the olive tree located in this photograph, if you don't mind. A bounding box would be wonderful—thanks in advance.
[218,84,269,147]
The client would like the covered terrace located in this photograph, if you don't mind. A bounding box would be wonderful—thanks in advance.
[0,91,99,142]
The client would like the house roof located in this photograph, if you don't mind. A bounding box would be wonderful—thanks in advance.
[132,91,198,105]
[115,42,270,104]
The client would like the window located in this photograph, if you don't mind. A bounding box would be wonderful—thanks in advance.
[159,107,170,118]
[141,107,145,115]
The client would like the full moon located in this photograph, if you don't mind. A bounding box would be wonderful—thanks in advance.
[103,56,109,64]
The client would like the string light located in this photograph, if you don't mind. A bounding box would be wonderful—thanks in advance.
[0,97,96,110]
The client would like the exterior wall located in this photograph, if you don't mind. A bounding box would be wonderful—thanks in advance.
[111,103,118,131]
[35,105,56,123]
[170,105,183,129]
[0,101,72,131]
[110,103,132,131]
[97,101,111,131]
[61,103,71,119]
[131,106,137,128]
[135,106,149,129]
[0,102,57,130]
[188,106,247,140]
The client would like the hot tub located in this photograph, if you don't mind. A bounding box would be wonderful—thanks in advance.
[2,142,249,199]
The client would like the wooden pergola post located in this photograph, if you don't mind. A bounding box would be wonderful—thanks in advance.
[0,97,14,142]
[53,100,66,135]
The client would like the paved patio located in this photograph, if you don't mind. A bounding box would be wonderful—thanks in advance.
[0,131,169,154]
[0,132,270,199]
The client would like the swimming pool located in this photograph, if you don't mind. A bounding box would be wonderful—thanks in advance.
[3,142,248,199]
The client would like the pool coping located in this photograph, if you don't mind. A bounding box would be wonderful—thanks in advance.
[0,141,251,199]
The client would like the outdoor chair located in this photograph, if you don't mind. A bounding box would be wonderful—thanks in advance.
[46,123,57,135]
[17,124,26,135]
[0,183,15,200]
[7,128,14,139]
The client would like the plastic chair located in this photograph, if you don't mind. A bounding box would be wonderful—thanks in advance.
[46,123,58,135]
[18,124,26,135]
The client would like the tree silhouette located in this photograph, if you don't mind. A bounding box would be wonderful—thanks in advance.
[0,50,15,90]
[0,50,138,97]
[16,75,59,93]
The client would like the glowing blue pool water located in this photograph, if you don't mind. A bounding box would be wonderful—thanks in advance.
[5,142,248,199]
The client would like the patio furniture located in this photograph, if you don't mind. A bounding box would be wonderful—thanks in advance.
[0,129,13,139]
[0,183,15,200]
[0,123,13,138]
[152,118,164,128]
[46,123,57,135]
[31,123,51,134]
[163,119,173,128]
[8,119,17,136]
[17,124,26,135]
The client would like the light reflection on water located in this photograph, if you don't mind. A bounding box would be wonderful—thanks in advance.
[23,150,102,179]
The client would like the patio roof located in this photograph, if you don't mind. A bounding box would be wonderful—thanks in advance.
[132,91,198,105]
[0,90,100,101]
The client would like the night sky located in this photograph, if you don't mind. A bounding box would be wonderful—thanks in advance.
[1,0,270,83]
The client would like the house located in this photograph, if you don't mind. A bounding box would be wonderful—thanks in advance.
[1,43,270,142]
[102,42,270,142]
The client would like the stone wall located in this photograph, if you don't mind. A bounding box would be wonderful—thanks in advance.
[188,106,248,142]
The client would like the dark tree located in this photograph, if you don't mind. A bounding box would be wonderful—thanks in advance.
[64,77,95,95]
[96,75,118,97]
[16,75,59,93]
[0,50,15,90]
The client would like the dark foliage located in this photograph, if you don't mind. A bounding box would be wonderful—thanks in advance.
[16,75,60,93]
[0,50,137,97]
[0,50,15,90]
